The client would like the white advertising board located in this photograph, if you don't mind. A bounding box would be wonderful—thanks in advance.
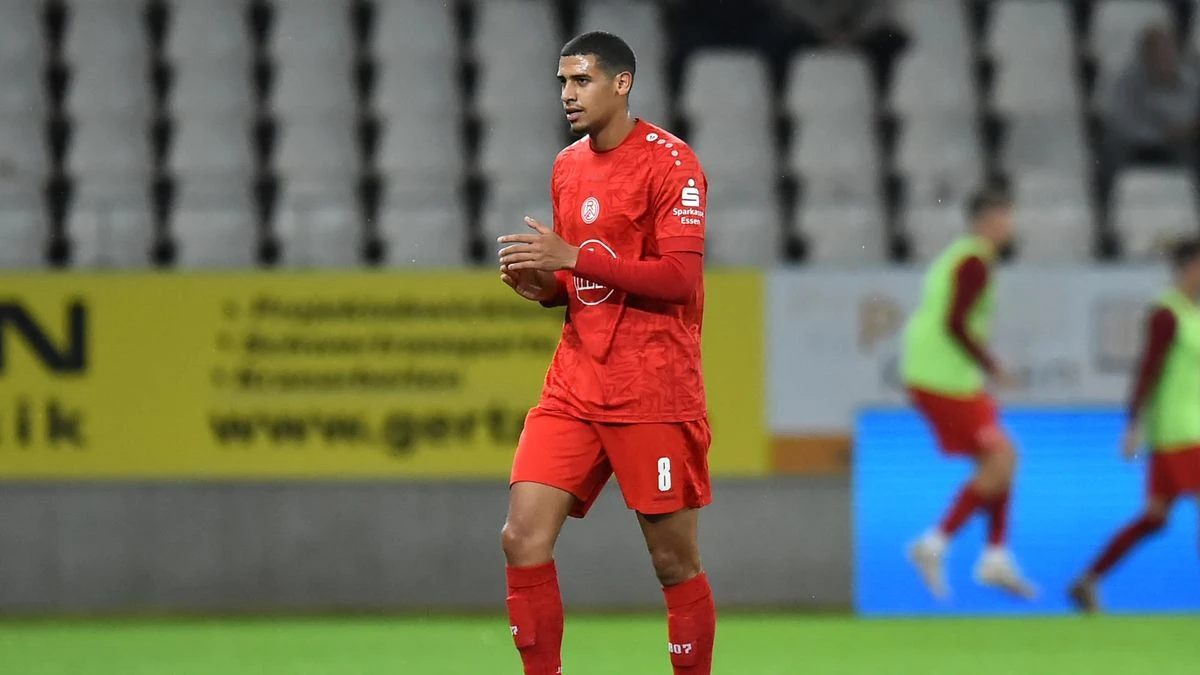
[768,266,1167,434]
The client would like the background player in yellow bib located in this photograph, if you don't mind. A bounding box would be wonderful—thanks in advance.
[900,187,1037,601]
[1070,239,1200,613]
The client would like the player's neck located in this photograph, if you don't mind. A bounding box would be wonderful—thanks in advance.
[589,113,637,152]
[1174,282,1199,303]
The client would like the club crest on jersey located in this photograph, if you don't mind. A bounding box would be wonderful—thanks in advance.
[581,196,601,224]
[574,239,616,305]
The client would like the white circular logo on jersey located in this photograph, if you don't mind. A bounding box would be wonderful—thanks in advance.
[581,196,600,224]
[574,239,616,306]
[645,132,659,142]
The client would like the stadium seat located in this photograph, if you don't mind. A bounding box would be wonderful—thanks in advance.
[67,61,153,118]
[0,115,49,184]
[479,113,565,180]
[890,0,972,113]
[680,51,771,117]
[376,0,457,63]
[786,52,874,118]
[798,176,886,264]
[889,54,975,114]
[1001,114,1088,173]
[276,184,362,268]
[378,113,463,185]
[171,64,255,118]
[68,118,152,178]
[689,115,777,203]
[270,0,354,61]
[1090,0,1172,74]
[379,195,468,267]
[271,60,357,118]
[166,0,251,64]
[986,0,1073,62]
[1112,169,1199,260]
[704,202,782,266]
[276,117,359,182]
[897,113,982,181]
[64,0,147,65]
[577,0,668,124]
[905,201,965,262]
[172,181,258,268]
[474,0,561,114]
[992,58,1079,114]
[898,0,969,63]
[1010,171,1094,263]
[0,208,46,269]
[169,118,256,181]
[480,176,555,245]
[791,113,877,177]
[375,60,458,118]
[1014,203,1095,263]
[0,63,45,118]
[0,0,44,64]
[67,192,154,268]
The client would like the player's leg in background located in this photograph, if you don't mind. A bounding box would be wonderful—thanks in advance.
[1070,495,1171,614]
[969,426,1038,598]
[502,482,574,675]
[638,508,716,675]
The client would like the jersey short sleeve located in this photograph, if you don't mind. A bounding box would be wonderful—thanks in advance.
[649,145,706,254]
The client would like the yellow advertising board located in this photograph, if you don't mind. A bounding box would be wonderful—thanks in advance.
[0,271,765,479]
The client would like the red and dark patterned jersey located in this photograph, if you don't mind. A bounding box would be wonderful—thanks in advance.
[538,119,708,423]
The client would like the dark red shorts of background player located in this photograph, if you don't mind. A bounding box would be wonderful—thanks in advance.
[907,386,1003,457]
[1148,446,1200,501]
[510,407,713,518]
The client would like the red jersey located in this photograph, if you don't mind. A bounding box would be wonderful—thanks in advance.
[538,119,708,423]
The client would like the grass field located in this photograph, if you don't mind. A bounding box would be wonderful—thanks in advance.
[1,614,1197,674]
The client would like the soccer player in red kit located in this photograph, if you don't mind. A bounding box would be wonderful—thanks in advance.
[1070,240,1200,613]
[495,32,715,674]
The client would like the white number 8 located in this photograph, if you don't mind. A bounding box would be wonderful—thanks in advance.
[657,457,672,492]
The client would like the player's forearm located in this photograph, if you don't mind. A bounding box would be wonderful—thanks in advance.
[572,249,700,304]
[947,320,998,374]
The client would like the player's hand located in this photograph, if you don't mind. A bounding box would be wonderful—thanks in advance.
[992,365,1021,391]
[500,265,558,303]
[497,217,579,272]
[1121,426,1142,462]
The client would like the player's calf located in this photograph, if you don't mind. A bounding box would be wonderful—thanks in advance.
[639,510,715,674]
[1072,502,1170,613]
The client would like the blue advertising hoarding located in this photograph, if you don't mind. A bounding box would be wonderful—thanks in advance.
[855,408,1199,616]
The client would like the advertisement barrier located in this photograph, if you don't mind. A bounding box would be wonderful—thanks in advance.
[768,267,1166,472]
[0,272,765,479]
[854,407,1200,616]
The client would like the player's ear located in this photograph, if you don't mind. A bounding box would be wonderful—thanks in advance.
[614,71,633,97]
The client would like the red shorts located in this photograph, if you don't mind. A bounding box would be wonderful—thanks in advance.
[907,387,1002,456]
[1148,446,1200,501]
[510,407,713,519]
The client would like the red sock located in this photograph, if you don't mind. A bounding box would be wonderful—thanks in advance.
[1088,515,1166,578]
[663,573,716,674]
[985,490,1010,546]
[506,561,563,675]
[939,483,984,537]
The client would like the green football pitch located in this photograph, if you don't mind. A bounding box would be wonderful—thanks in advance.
[1,614,1196,674]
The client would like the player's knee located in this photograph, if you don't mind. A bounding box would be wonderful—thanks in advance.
[648,547,701,587]
[980,440,1017,485]
[500,519,555,566]
[1143,505,1169,530]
